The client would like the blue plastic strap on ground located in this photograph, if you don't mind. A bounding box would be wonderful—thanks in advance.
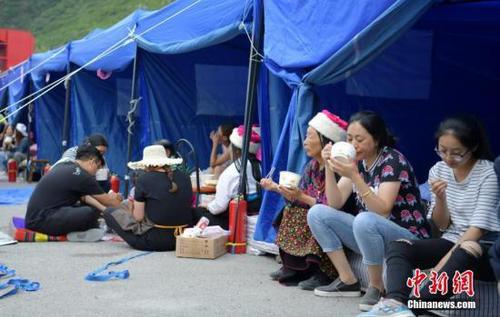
[85,251,152,282]
[0,264,40,299]
[0,265,16,279]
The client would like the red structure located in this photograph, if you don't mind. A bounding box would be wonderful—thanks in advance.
[0,29,35,72]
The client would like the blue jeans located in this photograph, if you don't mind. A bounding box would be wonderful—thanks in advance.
[307,204,417,265]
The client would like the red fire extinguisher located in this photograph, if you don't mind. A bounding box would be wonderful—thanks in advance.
[7,159,17,183]
[228,196,247,254]
[110,174,120,193]
[43,164,51,175]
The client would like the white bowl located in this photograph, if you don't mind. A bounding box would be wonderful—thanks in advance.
[331,141,356,163]
[279,171,301,189]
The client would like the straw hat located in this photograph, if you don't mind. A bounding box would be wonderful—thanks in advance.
[127,145,182,170]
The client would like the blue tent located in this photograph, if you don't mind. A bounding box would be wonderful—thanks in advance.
[132,0,254,169]
[29,45,70,163]
[254,0,500,243]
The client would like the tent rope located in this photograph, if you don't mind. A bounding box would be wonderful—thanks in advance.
[0,46,67,94]
[1,0,204,122]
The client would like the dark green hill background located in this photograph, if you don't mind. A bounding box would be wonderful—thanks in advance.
[0,0,173,52]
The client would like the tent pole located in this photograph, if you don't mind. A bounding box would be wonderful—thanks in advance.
[61,63,71,153]
[238,3,264,197]
[25,79,33,181]
[232,1,264,253]
[125,46,140,198]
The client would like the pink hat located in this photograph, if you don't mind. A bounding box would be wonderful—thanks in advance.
[229,125,261,154]
[308,110,347,142]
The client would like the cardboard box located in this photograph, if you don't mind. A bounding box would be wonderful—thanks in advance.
[175,235,228,259]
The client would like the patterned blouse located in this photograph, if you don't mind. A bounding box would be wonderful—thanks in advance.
[356,147,430,239]
[294,159,327,208]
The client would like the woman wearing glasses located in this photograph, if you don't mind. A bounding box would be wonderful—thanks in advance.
[361,116,500,317]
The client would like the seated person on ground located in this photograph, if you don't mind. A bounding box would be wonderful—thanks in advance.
[262,110,349,290]
[52,133,110,191]
[25,144,122,239]
[155,139,177,158]
[194,125,262,229]
[360,116,500,317]
[104,145,192,251]
[209,123,236,178]
[0,123,29,171]
[0,124,14,151]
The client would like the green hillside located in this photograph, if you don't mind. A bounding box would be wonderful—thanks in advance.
[0,0,174,52]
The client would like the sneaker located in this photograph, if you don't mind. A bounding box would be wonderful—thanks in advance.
[357,298,415,317]
[67,228,106,242]
[359,286,383,311]
[314,277,361,297]
[270,267,296,281]
[298,271,332,291]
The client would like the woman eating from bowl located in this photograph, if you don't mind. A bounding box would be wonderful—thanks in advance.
[361,116,500,317]
[262,110,350,291]
[307,111,430,312]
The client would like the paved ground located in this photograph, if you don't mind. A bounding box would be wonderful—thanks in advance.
[0,179,361,317]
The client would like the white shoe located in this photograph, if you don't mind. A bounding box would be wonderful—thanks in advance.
[67,228,106,242]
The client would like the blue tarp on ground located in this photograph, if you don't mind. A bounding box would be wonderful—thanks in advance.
[0,187,34,205]
[254,0,500,243]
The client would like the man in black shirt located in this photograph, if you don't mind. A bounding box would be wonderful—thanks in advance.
[26,145,122,238]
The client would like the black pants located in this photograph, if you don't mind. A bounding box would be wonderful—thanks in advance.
[103,208,177,252]
[193,207,229,229]
[386,238,494,305]
[31,205,100,236]
[192,198,262,230]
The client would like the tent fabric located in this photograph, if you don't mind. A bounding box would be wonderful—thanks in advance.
[33,72,66,164]
[254,0,435,243]
[70,65,143,178]
[6,63,31,124]
[138,36,251,169]
[135,0,252,54]
[70,9,153,72]
[30,45,69,84]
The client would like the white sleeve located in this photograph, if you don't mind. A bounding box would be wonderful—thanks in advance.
[469,172,500,231]
[207,166,239,215]
[427,164,438,220]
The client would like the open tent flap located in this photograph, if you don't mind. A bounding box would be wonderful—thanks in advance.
[70,64,143,177]
[254,0,440,243]
[138,34,255,169]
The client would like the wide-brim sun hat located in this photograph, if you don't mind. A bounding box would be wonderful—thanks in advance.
[229,125,261,154]
[128,144,183,170]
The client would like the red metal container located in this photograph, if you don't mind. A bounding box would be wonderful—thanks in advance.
[0,29,35,71]
[110,175,120,193]
[228,197,247,254]
[7,159,17,182]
